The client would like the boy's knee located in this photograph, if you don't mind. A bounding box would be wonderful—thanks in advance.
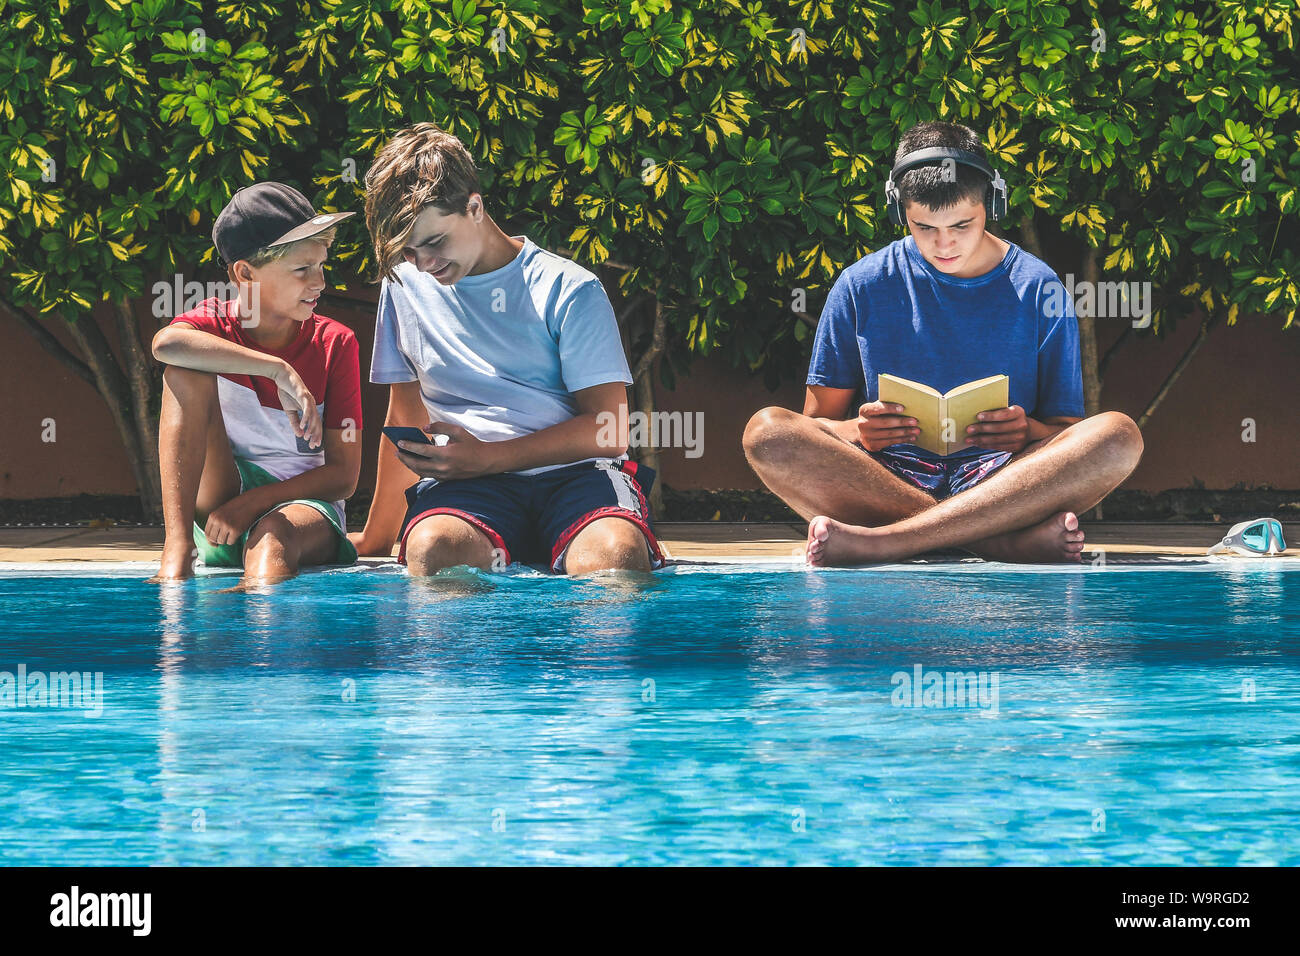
[1096,411,1144,472]
[245,510,294,555]
[565,518,650,574]
[405,515,493,572]
[742,406,801,461]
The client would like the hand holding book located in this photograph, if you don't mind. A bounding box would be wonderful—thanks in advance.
[873,373,1017,456]
[854,400,923,451]
[961,403,1030,453]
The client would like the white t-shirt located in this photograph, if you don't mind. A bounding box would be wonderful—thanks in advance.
[369,236,633,475]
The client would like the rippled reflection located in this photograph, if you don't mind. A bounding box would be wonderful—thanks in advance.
[0,563,1295,864]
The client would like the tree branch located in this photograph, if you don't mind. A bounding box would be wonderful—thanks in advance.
[1018,212,1043,260]
[0,298,96,386]
[113,295,162,511]
[61,313,154,507]
[632,296,667,380]
[1136,310,1218,430]
[1097,325,1131,383]
[629,291,668,514]
[617,292,652,329]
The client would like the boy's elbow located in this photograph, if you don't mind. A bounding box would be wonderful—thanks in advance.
[340,463,362,500]
[592,413,628,457]
[151,329,174,362]
[597,434,629,457]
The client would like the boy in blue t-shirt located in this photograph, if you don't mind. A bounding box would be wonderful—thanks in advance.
[743,122,1144,565]
[348,124,664,575]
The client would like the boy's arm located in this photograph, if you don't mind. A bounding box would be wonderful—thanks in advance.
[349,380,427,556]
[153,323,323,448]
[965,409,1082,452]
[1028,415,1081,440]
[155,322,286,378]
[391,381,629,482]
[201,428,362,545]
[804,385,860,442]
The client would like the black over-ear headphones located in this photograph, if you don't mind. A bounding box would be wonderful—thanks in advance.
[884,147,1008,226]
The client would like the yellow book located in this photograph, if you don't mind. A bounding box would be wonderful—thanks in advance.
[877,373,1010,456]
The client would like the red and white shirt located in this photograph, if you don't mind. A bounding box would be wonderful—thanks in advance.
[170,298,363,528]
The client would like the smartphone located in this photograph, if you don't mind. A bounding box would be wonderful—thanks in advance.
[382,426,449,448]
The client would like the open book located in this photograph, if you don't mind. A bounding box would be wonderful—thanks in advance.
[877,373,1009,456]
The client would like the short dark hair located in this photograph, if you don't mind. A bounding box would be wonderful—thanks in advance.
[893,122,990,216]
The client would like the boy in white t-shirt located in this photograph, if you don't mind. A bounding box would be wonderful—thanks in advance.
[349,123,665,575]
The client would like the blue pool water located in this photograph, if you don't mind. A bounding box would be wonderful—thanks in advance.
[1,559,1298,865]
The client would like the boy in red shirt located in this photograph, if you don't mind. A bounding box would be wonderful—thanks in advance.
[150,183,363,583]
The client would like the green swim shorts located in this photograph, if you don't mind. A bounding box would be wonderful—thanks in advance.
[192,457,358,568]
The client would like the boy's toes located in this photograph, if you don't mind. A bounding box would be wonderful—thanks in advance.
[807,515,832,544]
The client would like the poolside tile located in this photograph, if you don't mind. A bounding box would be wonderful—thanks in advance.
[0,522,1296,563]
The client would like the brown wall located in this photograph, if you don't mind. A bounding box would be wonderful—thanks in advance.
[653,311,1300,492]
[1,291,1297,501]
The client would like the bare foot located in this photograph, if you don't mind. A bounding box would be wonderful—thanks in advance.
[805,515,888,567]
[805,511,1087,567]
[149,546,195,582]
[967,512,1086,564]
[218,572,296,594]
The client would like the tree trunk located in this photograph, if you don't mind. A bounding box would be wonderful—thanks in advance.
[61,314,163,520]
[113,297,163,518]
[630,296,667,518]
[1076,248,1104,520]
[1078,247,1103,418]
[3,298,164,522]
[1018,212,1043,259]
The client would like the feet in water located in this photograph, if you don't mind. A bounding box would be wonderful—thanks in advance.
[804,511,1086,567]
[149,544,195,583]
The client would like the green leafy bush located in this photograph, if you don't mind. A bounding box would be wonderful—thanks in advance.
[1,0,1296,515]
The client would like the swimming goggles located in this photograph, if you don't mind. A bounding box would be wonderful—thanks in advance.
[1207,518,1287,556]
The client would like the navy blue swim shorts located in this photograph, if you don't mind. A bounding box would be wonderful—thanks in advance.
[397,458,666,573]
[855,442,1012,500]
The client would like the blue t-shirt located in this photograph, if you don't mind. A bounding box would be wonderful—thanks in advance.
[370,235,633,475]
[807,235,1084,456]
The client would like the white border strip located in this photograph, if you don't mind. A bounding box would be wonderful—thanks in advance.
[2,554,1299,576]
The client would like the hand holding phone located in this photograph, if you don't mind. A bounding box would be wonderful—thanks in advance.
[384,421,494,482]
[382,426,450,448]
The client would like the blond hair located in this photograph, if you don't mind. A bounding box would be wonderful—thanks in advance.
[239,228,336,269]
[364,123,481,283]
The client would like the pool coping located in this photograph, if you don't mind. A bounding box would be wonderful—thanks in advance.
[1,521,1297,565]
[2,552,1298,577]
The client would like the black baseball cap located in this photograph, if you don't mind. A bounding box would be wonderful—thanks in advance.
[212,182,354,266]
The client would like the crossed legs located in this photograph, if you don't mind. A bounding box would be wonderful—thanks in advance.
[742,407,1143,565]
